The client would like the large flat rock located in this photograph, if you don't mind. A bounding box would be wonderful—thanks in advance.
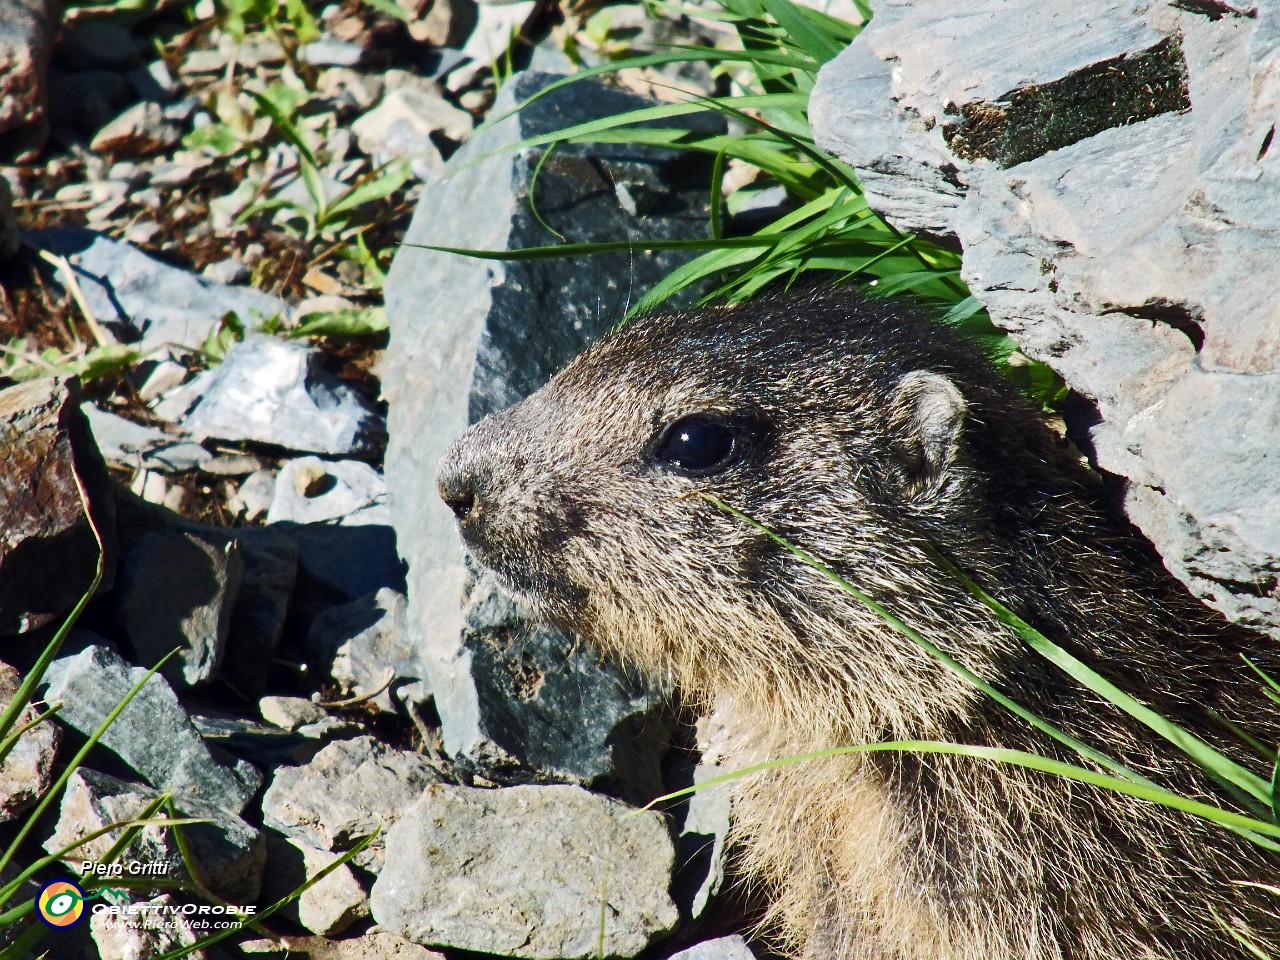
[370,783,679,958]
[381,70,716,789]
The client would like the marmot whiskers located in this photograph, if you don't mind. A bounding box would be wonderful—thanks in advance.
[437,290,1280,959]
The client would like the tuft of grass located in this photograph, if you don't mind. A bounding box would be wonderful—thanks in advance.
[410,0,1065,405]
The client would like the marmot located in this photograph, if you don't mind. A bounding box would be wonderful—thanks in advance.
[436,290,1280,959]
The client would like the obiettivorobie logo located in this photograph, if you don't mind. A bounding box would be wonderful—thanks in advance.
[36,880,99,928]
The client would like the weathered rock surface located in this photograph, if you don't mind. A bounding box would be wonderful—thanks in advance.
[261,836,369,936]
[0,660,59,823]
[112,528,243,688]
[112,489,299,700]
[45,768,266,902]
[41,644,262,814]
[261,736,441,870]
[156,334,384,458]
[266,456,389,525]
[382,70,717,788]
[0,0,57,160]
[0,377,116,635]
[371,783,679,958]
[669,936,757,960]
[811,0,1280,636]
[448,569,671,796]
[28,229,289,350]
[306,588,424,714]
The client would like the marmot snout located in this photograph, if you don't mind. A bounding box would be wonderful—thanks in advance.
[438,291,1280,960]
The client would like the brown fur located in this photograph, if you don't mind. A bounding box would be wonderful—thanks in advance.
[437,290,1280,959]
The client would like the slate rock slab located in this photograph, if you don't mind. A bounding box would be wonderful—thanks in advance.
[0,0,57,160]
[41,644,261,814]
[810,0,1280,636]
[261,736,441,871]
[156,333,384,458]
[112,528,244,688]
[28,229,289,350]
[46,768,266,902]
[381,69,717,789]
[0,660,59,823]
[0,377,116,635]
[370,783,679,959]
[451,569,671,798]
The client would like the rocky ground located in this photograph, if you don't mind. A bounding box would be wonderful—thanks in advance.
[0,0,789,956]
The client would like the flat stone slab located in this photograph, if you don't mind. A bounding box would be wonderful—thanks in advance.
[28,228,289,350]
[260,736,441,871]
[370,783,679,958]
[41,644,261,814]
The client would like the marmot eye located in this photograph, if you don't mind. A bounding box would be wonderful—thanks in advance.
[653,415,738,476]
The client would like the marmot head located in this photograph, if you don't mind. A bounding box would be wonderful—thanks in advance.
[437,291,1080,728]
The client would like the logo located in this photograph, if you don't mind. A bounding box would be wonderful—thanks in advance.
[36,880,87,928]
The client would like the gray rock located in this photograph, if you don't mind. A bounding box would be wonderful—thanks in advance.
[127,59,178,102]
[136,350,190,402]
[261,836,369,936]
[260,696,326,731]
[0,0,56,160]
[201,257,249,285]
[278,521,404,613]
[0,660,59,823]
[45,768,266,902]
[370,783,679,958]
[810,0,1280,637]
[28,229,289,350]
[82,402,213,473]
[90,894,208,960]
[40,644,261,814]
[449,569,671,796]
[90,100,183,155]
[306,588,424,714]
[230,468,277,522]
[159,334,384,458]
[382,70,718,791]
[261,736,441,871]
[112,490,298,701]
[266,457,389,526]
[301,39,368,68]
[0,378,116,635]
[113,528,244,688]
[676,712,733,920]
[669,936,756,960]
[352,88,457,179]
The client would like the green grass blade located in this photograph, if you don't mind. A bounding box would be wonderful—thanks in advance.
[928,546,1274,805]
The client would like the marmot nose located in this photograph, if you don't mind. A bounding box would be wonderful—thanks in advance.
[439,481,475,522]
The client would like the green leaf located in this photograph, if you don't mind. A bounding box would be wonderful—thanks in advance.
[323,160,412,224]
[290,307,389,339]
[359,0,412,21]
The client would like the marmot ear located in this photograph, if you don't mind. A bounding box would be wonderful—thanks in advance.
[885,370,967,499]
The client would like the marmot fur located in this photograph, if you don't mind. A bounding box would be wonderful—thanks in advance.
[437,291,1280,959]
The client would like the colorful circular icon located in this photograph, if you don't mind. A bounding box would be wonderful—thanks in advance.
[36,879,87,928]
